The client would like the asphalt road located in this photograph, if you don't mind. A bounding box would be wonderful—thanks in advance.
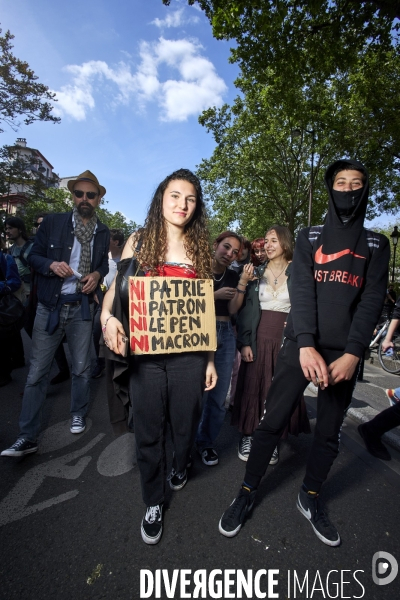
[1,335,400,600]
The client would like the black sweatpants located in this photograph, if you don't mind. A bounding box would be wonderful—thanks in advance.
[129,351,207,506]
[245,338,358,493]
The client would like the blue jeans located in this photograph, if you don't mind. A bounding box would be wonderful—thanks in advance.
[196,320,236,450]
[19,302,94,442]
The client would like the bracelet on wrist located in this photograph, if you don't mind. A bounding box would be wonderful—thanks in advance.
[236,287,246,294]
[238,280,247,287]
[102,314,114,331]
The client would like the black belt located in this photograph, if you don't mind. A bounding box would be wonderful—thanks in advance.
[63,298,94,306]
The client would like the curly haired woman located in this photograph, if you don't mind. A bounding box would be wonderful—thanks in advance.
[101,169,217,545]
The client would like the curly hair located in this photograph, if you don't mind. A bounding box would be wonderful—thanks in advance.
[135,169,212,279]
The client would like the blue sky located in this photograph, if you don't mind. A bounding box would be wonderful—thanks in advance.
[0,0,239,226]
[0,0,394,231]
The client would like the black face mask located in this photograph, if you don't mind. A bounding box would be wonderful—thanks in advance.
[332,188,363,219]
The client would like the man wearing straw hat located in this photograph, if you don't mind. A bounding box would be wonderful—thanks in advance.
[2,171,110,457]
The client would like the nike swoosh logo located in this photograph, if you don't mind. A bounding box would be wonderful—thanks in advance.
[315,245,366,265]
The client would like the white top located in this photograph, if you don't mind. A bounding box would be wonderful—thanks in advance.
[104,255,121,290]
[259,276,291,313]
[61,215,97,294]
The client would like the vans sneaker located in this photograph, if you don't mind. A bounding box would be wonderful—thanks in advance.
[141,504,163,544]
[297,487,340,547]
[219,487,257,537]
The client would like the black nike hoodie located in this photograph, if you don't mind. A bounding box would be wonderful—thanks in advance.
[284,159,390,357]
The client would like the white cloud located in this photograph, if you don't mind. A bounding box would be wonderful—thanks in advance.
[151,8,199,29]
[52,37,227,122]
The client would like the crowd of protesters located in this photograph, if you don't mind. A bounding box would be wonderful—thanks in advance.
[1,160,399,547]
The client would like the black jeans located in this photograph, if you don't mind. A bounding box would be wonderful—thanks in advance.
[365,402,400,438]
[129,351,207,506]
[245,338,358,493]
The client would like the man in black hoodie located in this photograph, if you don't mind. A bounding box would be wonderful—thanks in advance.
[219,159,390,546]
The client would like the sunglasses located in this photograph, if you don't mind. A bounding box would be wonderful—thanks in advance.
[73,190,98,200]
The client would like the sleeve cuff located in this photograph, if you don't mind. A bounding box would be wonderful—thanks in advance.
[344,342,365,359]
[297,334,316,349]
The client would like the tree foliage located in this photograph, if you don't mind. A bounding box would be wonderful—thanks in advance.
[0,28,60,133]
[163,1,400,236]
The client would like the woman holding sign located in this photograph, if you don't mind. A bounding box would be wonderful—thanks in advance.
[196,232,254,466]
[101,169,217,545]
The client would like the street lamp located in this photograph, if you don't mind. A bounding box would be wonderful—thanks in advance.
[292,128,315,227]
[391,226,399,283]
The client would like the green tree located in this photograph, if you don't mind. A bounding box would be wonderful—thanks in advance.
[164,0,400,226]
[165,1,399,84]
[196,77,400,238]
[0,28,60,133]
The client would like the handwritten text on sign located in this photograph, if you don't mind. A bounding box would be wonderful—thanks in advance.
[128,277,217,354]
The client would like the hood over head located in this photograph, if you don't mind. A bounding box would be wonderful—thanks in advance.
[324,159,369,229]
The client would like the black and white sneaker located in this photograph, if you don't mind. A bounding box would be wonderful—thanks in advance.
[238,435,252,462]
[269,446,279,465]
[219,487,257,537]
[201,448,219,466]
[70,415,86,434]
[141,504,163,544]
[168,468,188,490]
[297,487,340,547]
[1,438,38,457]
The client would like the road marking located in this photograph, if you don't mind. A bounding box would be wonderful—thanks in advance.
[97,432,136,476]
[37,419,93,454]
[0,434,105,527]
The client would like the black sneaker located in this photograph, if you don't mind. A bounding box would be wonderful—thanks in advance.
[70,416,86,434]
[141,504,163,544]
[238,435,253,462]
[168,468,188,490]
[219,487,257,537]
[201,448,219,466]
[1,438,38,457]
[269,446,279,465]
[297,488,340,546]
[358,423,391,461]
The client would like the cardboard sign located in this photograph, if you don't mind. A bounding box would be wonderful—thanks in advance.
[128,277,217,355]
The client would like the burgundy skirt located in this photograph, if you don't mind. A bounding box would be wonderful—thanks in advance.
[231,310,311,438]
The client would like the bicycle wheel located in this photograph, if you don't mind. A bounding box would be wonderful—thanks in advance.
[378,339,400,374]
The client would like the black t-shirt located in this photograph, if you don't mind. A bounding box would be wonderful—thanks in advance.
[213,269,239,317]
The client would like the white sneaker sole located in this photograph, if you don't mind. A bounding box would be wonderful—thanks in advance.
[238,450,249,462]
[218,497,255,538]
[1,446,38,457]
[296,495,340,547]
[141,521,162,545]
[70,423,86,434]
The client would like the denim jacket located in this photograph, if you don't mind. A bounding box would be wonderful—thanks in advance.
[28,212,110,310]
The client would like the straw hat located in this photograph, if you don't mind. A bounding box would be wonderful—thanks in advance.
[67,170,106,197]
